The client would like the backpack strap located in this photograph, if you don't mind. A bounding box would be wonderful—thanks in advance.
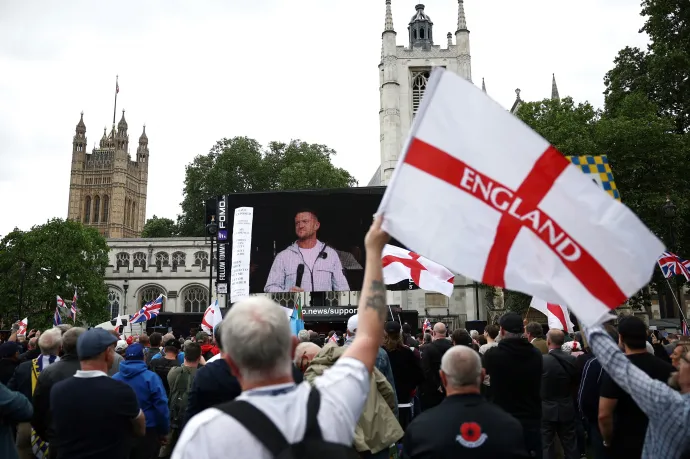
[217,400,290,457]
[303,387,323,440]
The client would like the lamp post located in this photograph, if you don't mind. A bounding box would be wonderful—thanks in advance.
[206,215,218,303]
[123,279,129,317]
[662,197,682,323]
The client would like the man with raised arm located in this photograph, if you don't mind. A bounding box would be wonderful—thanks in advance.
[173,216,391,459]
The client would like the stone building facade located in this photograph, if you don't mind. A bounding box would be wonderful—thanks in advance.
[67,111,149,238]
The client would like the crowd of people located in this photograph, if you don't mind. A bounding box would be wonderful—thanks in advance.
[1,216,690,458]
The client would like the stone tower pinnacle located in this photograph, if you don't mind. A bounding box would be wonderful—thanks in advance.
[384,0,394,31]
[408,4,433,49]
[482,77,486,93]
[457,0,468,32]
[551,73,560,100]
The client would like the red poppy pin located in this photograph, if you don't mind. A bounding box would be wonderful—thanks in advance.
[456,422,488,448]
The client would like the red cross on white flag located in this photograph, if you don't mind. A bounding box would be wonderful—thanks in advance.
[378,68,664,327]
[530,298,575,333]
[382,244,454,297]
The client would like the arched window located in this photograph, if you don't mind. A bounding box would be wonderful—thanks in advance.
[420,28,425,39]
[116,252,130,269]
[133,252,147,268]
[108,288,121,319]
[193,251,209,268]
[102,195,109,222]
[411,70,431,116]
[155,252,170,267]
[139,285,165,309]
[93,196,100,223]
[172,251,186,269]
[131,202,136,229]
[84,196,91,223]
[182,286,208,313]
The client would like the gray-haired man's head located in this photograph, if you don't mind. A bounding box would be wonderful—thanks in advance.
[440,345,483,390]
[222,296,296,384]
[38,328,63,356]
[297,330,310,343]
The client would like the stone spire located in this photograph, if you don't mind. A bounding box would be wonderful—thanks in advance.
[76,112,86,134]
[384,0,394,32]
[551,73,560,100]
[457,0,468,32]
[447,32,452,47]
[482,78,486,93]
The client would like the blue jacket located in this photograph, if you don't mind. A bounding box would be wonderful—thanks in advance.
[113,360,170,434]
[0,383,33,459]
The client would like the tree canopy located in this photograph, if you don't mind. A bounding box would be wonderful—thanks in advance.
[0,219,110,329]
[175,137,358,237]
[141,215,179,238]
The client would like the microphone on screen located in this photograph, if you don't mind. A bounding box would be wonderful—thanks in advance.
[296,264,305,288]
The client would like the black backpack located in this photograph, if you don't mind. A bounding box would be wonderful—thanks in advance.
[216,387,359,459]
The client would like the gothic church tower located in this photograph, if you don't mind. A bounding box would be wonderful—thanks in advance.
[376,0,472,185]
[67,111,149,238]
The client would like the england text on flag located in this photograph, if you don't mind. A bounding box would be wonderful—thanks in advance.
[382,244,454,297]
[657,251,690,281]
[530,297,575,333]
[201,300,222,335]
[130,294,163,324]
[379,68,664,326]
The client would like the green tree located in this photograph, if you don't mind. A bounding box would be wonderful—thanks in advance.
[604,0,690,132]
[0,219,110,329]
[504,290,531,316]
[141,215,179,238]
[177,137,357,236]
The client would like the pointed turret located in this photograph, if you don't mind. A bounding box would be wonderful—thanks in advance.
[482,78,486,93]
[76,112,86,134]
[455,0,472,81]
[457,0,468,32]
[118,109,128,132]
[551,73,560,100]
[73,112,87,153]
[447,32,453,48]
[139,125,148,144]
[384,0,394,32]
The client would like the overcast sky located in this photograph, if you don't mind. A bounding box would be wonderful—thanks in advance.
[0,0,649,238]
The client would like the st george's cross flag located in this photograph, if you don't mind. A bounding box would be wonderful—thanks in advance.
[16,318,28,336]
[530,297,575,333]
[201,300,222,335]
[378,68,664,327]
[382,244,455,297]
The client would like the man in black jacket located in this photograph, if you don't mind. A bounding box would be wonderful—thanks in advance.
[541,329,579,459]
[483,312,543,459]
[420,322,453,411]
[31,327,85,459]
[404,345,528,458]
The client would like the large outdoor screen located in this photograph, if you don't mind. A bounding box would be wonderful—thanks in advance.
[212,187,413,293]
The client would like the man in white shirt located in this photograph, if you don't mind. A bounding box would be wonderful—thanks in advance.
[264,210,349,293]
[174,216,390,459]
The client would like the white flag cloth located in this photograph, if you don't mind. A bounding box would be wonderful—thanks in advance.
[16,318,28,336]
[378,67,664,327]
[530,297,575,333]
[201,300,223,335]
[382,244,454,297]
[281,306,295,319]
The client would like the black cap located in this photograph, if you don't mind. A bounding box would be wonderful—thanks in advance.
[384,321,402,334]
[0,341,18,358]
[499,312,524,334]
[163,338,181,350]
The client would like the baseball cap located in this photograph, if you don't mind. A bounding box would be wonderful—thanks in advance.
[77,328,118,361]
[499,312,524,334]
[115,340,128,352]
[125,343,145,360]
[347,314,359,333]
[164,338,182,350]
[384,321,402,334]
[0,341,18,358]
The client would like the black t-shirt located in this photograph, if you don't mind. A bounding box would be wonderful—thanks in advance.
[404,393,529,459]
[149,357,180,397]
[50,374,140,459]
[599,352,675,458]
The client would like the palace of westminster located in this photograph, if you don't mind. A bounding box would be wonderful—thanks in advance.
[65,1,665,329]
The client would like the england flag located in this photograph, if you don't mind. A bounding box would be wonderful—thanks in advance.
[378,67,664,327]
[530,297,575,333]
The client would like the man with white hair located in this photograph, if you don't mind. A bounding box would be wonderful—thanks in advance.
[297,330,311,343]
[174,216,391,458]
[9,328,62,459]
[403,346,528,458]
[294,342,321,374]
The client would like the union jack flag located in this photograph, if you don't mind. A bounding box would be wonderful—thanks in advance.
[56,295,67,309]
[53,307,62,326]
[683,320,689,337]
[657,251,690,281]
[130,294,164,324]
[70,289,78,321]
[422,318,431,333]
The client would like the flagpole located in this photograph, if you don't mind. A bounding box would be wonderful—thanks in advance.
[112,75,118,127]
[665,278,688,328]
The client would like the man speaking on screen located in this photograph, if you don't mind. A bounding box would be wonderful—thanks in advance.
[264,210,350,293]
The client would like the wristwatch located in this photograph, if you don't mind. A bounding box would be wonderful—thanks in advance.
[603,440,610,447]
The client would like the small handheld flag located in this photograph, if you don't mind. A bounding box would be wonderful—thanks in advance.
[70,289,78,321]
[56,295,67,309]
[53,307,62,326]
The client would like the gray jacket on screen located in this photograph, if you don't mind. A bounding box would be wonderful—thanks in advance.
[264,241,349,292]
